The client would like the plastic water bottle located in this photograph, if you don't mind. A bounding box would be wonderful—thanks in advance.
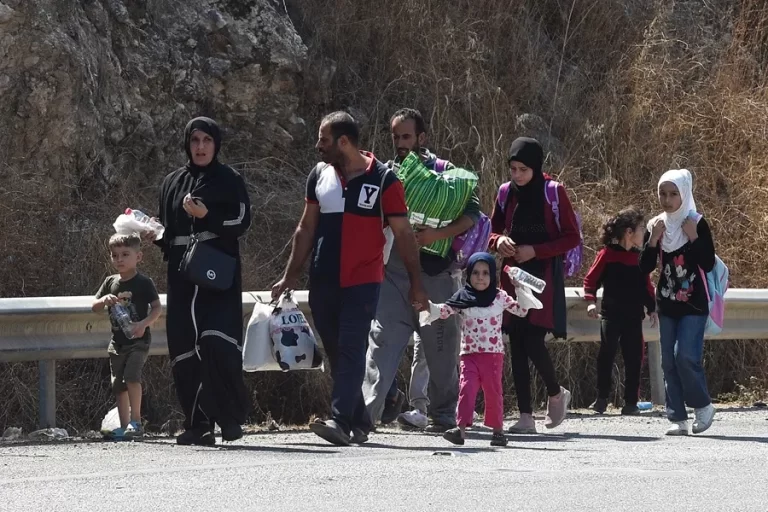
[125,208,151,224]
[505,266,546,294]
[119,208,165,239]
[637,401,653,411]
[110,304,135,339]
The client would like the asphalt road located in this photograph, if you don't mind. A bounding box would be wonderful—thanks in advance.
[1,408,767,512]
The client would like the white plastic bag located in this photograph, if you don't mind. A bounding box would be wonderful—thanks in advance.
[515,286,543,311]
[100,406,121,432]
[113,208,165,240]
[270,292,324,372]
[243,301,282,371]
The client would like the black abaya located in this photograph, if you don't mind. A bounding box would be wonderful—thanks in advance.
[156,117,252,431]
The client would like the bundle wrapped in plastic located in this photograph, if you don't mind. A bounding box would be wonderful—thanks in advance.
[113,208,165,240]
[396,152,478,257]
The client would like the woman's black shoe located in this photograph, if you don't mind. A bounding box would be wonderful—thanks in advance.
[177,427,216,446]
[621,404,640,416]
[221,424,244,442]
[589,398,608,414]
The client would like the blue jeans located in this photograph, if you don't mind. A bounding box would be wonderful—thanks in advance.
[659,314,711,422]
[309,283,380,435]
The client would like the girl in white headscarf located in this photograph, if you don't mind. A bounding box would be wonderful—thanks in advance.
[640,169,717,436]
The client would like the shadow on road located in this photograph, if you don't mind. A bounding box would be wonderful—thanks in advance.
[560,432,660,442]
[0,438,116,449]
[709,406,768,414]
[567,411,667,420]
[695,434,768,443]
[283,440,568,453]
[211,443,341,455]
[283,441,497,453]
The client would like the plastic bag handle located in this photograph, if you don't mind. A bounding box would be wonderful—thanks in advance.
[271,289,294,315]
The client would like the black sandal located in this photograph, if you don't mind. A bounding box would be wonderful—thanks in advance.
[443,427,465,445]
[491,432,508,447]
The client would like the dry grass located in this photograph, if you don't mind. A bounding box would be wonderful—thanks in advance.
[3,0,768,432]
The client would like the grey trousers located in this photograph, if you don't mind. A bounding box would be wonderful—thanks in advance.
[408,333,430,413]
[408,270,463,412]
[363,253,460,426]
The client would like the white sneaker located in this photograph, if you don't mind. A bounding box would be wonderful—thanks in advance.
[397,409,428,429]
[666,421,689,436]
[507,413,537,434]
[692,404,716,434]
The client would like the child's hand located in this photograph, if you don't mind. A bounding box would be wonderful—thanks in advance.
[587,304,599,319]
[418,301,441,326]
[102,294,119,307]
[647,312,659,328]
[130,321,148,339]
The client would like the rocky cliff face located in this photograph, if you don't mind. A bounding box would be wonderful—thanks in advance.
[0,0,315,296]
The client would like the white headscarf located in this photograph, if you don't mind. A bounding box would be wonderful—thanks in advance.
[648,169,697,253]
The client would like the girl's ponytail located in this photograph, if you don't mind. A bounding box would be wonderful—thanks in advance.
[600,207,645,246]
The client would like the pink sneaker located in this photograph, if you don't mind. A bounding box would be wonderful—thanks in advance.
[544,387,571,429]
[507,413,536,434]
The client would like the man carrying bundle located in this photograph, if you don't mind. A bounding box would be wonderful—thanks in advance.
[363,108,482,432]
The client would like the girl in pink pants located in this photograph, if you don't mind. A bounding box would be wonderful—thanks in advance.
[420,253,532,447]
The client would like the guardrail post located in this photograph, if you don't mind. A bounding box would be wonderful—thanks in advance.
[39,360,56,428]
[647,341,665,405]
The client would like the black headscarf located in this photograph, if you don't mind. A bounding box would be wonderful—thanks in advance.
[184,117,222,173]
[507,137,543,173]
[445,253,498,309]
[508,137,549,245]
[507,137,549,277]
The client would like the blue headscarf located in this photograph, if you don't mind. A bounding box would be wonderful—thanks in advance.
[445,252,498,309]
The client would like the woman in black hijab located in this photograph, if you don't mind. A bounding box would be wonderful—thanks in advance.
[154,117,252,445]
[489,137,581,434]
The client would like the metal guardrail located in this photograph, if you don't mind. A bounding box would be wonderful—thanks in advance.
[2,289,767,428]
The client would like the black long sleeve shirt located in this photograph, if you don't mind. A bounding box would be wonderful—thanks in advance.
[583,244,655,321]
[639,217,716,318]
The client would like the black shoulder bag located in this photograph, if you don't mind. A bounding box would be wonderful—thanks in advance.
[179,210,236,291]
